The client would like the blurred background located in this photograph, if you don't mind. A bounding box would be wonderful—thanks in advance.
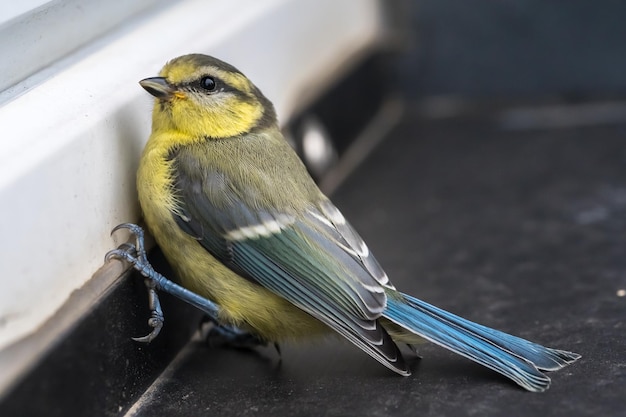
[400,0,626,97]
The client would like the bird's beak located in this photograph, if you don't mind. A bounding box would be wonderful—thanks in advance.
[139,77,178,99]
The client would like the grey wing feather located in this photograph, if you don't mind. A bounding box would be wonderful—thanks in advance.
[170,147,409,374]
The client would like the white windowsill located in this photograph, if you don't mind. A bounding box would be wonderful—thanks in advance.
[0,0,384,361]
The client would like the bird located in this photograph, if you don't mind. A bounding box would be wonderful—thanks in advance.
[108,53,580,392]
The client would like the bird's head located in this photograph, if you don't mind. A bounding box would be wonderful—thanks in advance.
[140,54,277,139]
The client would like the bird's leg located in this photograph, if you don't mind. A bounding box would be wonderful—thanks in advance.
[132,277,164,343]
[105,240,163,342]
[106,223,223,342]
[106,223,260,346]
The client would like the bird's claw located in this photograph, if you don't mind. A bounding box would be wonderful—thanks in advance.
[106,224,155,280]
[109,223,149,264]
[131,307,164,343]
[105,242,137,264]
[111,222,145,240]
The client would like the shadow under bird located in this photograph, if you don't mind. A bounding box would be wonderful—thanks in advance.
[107,54,580,392]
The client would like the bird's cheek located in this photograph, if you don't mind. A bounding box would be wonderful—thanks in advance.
[167,102,190,129]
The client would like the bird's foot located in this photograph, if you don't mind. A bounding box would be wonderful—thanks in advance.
[199,316,267,350]
[107,223,221,343]
[206,324,267,349]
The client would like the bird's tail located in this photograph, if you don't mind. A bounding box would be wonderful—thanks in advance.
[383,290,580,392]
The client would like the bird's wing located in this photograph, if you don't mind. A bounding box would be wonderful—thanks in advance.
[171,149,409,375]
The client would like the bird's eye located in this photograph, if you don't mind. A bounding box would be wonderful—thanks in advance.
[200,76,216,91]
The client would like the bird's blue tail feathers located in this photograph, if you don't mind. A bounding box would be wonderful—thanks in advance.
[383,291,580,392]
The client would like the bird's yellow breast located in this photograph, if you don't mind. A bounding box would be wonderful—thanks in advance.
[136,131,328,341]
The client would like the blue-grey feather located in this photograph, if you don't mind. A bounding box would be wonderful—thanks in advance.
[383,291,580,392]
